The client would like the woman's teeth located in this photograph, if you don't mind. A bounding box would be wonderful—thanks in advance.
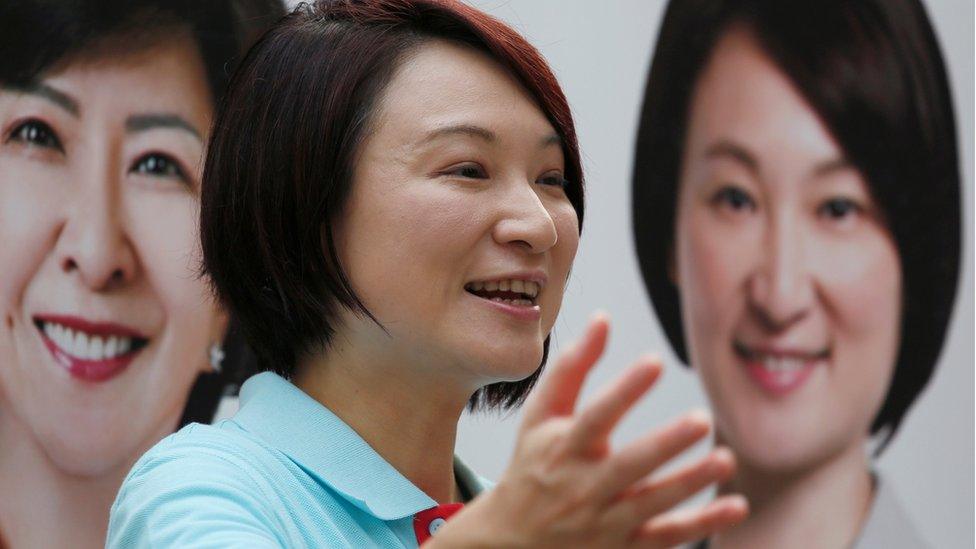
[760,357,806,373]
[42,322,135,361]
[488,296,534,306]
[466,279,540,298]
[734,340,827,371]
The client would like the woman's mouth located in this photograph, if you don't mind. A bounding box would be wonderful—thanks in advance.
[464,278,542,321]
[733,340,829,396]
[33,315,149,383]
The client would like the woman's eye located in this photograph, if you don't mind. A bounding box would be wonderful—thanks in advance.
[712,186,755,212]
[6,119,63,151]
[537,173,568,188]
[818,198,863,221]
[444,163,487,179]
[130,153,186,181]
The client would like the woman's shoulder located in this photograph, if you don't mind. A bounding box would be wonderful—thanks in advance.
[107,421,290,547]
[117,420,281,496]
[129,420,273,474]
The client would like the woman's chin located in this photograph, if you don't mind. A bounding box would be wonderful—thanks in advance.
[473,346,544,384]
[448,328,544,381]
[735,442,820,475]
[38,430,137,478]
[723,422,849,477]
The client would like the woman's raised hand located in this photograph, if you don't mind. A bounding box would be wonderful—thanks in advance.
[430,315,748,548]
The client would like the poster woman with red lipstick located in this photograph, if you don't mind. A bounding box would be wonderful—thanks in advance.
[0,1,283,546]
[633,0,961,547]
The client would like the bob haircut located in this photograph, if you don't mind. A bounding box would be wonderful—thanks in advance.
[0,0,285,426]
[200,0,584,411]
[633,0,961,450]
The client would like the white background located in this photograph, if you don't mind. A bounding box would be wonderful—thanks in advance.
[448,1,974,547]
[269,1,975,546]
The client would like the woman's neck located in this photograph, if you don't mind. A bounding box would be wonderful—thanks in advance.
[711,439,874,549]
[293,331,475,504]
[0,409,130,549]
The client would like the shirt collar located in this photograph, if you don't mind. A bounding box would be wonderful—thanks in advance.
[232,372,484,520]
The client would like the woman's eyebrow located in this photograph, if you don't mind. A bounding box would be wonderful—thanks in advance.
[703,140,758,174]
[419,123,562,149]
[811,157,852,178]
[3,82,79,117]
[420,123,496,144]
[125,113,202,141]
[540,133,562,148]
[703,139,852,181]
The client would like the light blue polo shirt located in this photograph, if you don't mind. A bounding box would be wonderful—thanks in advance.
[107,372,490,548]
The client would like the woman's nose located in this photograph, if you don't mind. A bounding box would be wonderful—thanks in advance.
[491,182,559,254]
[746,216,814,330]
[56,173,138,291]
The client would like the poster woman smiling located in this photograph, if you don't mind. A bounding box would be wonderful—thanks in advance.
[632,0,961,547]
[0,1,283,546]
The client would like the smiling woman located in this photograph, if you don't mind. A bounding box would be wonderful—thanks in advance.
[0,1,283,547]
[633,0,961,547]
[107,0,749,547]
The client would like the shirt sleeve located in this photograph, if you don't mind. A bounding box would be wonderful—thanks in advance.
[107,442,285,549]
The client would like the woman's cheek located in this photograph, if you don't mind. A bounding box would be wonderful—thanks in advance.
[0,165,64,316]
[127,192,213,372]
[553,200,580,255]
[543,203,578,332]
[815,230,902,342]
[818,233,902,430]
[679,211,751,335]
[131,195,198,283]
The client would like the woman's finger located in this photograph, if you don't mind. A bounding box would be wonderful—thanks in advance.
[610,447,736,525]
[633,494,748,548]
[568,356,662,455]
[521,314,610,429]
[593,410,712,502]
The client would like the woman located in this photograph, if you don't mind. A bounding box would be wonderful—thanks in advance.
[109,0,749,546]
[0,1,283,547]
[632,0,960,547]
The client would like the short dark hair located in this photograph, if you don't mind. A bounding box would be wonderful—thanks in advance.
[0,0,286,426]
[200,0,584,410]
[632,0,961,450]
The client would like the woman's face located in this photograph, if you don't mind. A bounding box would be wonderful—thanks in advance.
[0,38,221,476]
[333,39,579,391]
[674,27,902,472]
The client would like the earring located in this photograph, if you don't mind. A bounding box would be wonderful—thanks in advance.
[209,343,225,374]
